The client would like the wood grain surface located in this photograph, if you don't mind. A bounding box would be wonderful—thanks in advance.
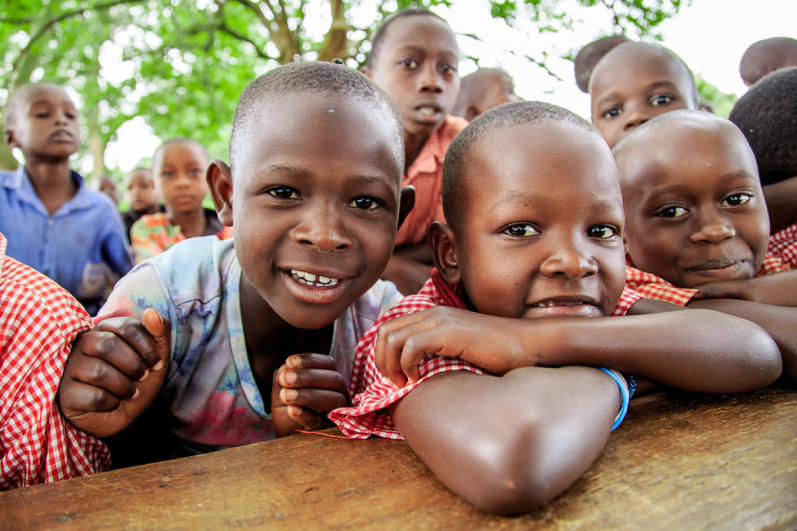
[2,385,795,531]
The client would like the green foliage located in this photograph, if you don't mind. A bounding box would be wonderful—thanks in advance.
[695,75,738,118]
[0,0,683,173]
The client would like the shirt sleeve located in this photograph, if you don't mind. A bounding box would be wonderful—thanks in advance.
[329,297,486,441]
[625,266,698,307]
[100,206,134,277]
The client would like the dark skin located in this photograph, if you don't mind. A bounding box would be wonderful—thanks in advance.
[590,43,696,148]
[153,141,213,238]
[364,14,460,295]
[125,168,160,214]
[4,84,81,215]
[452,69,521,121]
[762,176,797,234]
[615,111,797,382]
[58,92,414,439]
[374,120,780,515]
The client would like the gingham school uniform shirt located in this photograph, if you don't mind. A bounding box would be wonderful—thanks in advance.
[97,236,402,453]
[329,270,644,440]
[394,117,468,248]
[625,250,796,306]
[0,232,110,489]
[768,222,797,267]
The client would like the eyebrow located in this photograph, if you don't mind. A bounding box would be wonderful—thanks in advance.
[397,45,458,58]
[256,165,396,191]
[597,80,681,107]
[644,171,758,200]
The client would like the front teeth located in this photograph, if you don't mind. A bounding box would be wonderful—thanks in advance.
[535,301,585,307]
[418,107,436,116]
[291,270,340,287]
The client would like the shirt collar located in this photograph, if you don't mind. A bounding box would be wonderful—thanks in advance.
[406,118,448,180]
[12,166,94,216]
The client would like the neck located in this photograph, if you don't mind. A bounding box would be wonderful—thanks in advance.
[404,130,430,172]
[238,273,333,363]
[24,159,77,215]
[138,204,161,216]
[169,207,206,238]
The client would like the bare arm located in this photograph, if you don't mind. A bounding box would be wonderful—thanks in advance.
[376,306,781,392]
[388,366,619,515]
[696,270,797,307]
[763,177,797,234]
[686,298,797,382]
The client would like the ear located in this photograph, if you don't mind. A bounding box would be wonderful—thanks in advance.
[465,105,480,122]
[397,185,415,230]
[428,221,460,285]
[360,65,373,78]
[4,127,16,149]
[206,159,234,227]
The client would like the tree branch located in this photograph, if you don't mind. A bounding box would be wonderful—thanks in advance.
[8,0,145,89]
[218,24,271,59]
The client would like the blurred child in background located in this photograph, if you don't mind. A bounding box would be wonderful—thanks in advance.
[121,167,163,240]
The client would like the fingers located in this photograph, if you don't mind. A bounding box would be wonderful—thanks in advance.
[279,387,349,413]
[284,353,338,371]
[75,330,151,383]
[58,379,126,414]
[375,310,440,387]
[94,315,164,372]
[142,309,171,372]
[66,353,141,401]
[277,367,349,395]
[286,406,334,431]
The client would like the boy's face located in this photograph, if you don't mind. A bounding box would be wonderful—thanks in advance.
[6,85,80,159]
[590,47,695,148]
[224,93,406,330]
[468,71,520,119]
[450,121,627,319]
[155,141,209,215]
[126,169,159,212]
[618,119,769,288]
[366,15,460,141]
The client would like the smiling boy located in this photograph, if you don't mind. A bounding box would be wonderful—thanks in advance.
[56,62,415,455]
[589,42,699,148]
[616,110,797,380]
[0,83,133,315]
[330,102,780,514]
[363,8,468,295]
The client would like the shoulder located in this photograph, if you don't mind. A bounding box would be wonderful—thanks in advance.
[1,253,91,342]
[144,236,236,305]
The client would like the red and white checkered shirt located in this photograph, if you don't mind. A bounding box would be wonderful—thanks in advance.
[768,222,797,269]
[329,270,644,440]
[0,232,110,489]
[625,251,794,307]
[394,117,468,247]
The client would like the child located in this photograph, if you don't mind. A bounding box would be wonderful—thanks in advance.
[363,8,468,295]
[56,61,415,457]
[329,102,781,515]
[729,67,797,235]
[739,37,797,87]
[574,34,629,93]
[0,231,110,489]
[589,42,699,148]
[615,110,797,381]
[130,138,232,263]
[99,176,121,206]
[0,83,133,316]
[121,167,164,239]
[452,68,520,121]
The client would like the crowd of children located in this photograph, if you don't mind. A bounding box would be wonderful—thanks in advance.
[1,6,795,516]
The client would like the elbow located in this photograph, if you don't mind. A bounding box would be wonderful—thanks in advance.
[725,323,782,392]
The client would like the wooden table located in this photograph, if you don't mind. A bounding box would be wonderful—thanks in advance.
[2,385,796,530]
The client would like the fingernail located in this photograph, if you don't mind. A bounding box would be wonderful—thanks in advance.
[284,389,298,402]
[152,360,164,372]
[155,310,164,324]
[387,379,399,390]
[287,356,300,368]
[131,387,140,400]
[138,369,149,382]
[284,371,297,384]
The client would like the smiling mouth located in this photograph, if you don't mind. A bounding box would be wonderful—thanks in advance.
[533,300,590,308]
[687,258,744,276]
[290,269,340,287]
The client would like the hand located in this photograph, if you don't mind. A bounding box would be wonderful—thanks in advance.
[696,272,797,306]
[57,309,170,439]
[374,307,526,388]
[270,353,350,438]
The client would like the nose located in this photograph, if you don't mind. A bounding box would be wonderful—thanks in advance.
[539,234,598,280]
[622,106,651,132]
[690,211,736,244]
[418,62,443,94]
[292,202,353,253]
[54,109,69,125]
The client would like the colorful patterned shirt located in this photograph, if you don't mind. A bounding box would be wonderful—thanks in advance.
[0,232,110,489]
[130,209,233,264]
[329,270,644,440]
[768,222,797,267]
[395,117,468,247]
[97,236,402,453]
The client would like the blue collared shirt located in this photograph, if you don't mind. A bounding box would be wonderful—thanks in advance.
[0,167,133,313]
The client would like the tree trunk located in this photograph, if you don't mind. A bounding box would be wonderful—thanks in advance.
[318,0,350,62]
[87,107,105,184]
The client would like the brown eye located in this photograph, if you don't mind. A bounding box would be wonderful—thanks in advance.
[656,206,688,218]
[268,186,300,200]
[349,197,380,211]
[721,193,752,207]
[504,223,539,237]
[588,225,619,239]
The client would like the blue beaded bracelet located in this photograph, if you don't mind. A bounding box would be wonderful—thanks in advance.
[599,368,630,431]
